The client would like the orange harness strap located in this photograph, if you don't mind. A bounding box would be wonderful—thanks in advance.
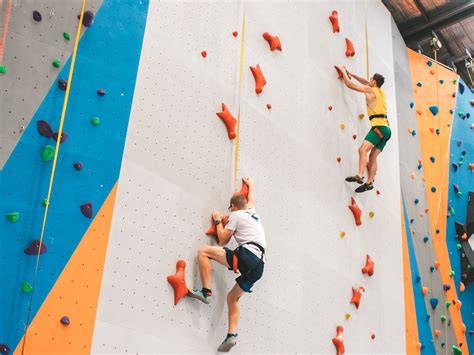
[373,127,384,139]
[233,254,238,273]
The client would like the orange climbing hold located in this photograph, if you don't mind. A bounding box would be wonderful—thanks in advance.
[422,286,428,295]
[334,65,351,80]
[249,64,266,94]
[262,32,282,51]
[266,103,272,110]
[434,261,440,269]
[332,325,345,355]
[167,260,188,305]
[469,163,474,171]
[459,282,465,292]
[216,103,237,139]
[348,197,362,226]
[461,323,466,334]
[434,329,441,337]
[329,10,340,33]
[345,38,355,57]
[205,215,230,238]
[350,286,365,309]
[238,180,249,199]
[361,254,374,276]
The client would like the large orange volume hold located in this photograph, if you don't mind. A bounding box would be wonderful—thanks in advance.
[250,64,267,94]
[348,197,362,226]
[329,10,340,33]
[332,325,345,354]
[238,179,249,199]
[262,32,282,51]
[167,260,189,305]
[216,103,237,139]
[361,254,375,276]
[350,286,365,309]
[345,38,355,57]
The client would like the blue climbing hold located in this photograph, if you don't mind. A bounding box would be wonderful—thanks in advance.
[439,80,444,84]
[430,297,439,310]
[414,198,419,204]
[417,82,422,87]
[430,156,435,163]
[417,162,422,170]
[429,106,439,116]
[412,130,417,136]
[430,266,434,272]
[410,219,414,224]
[416,275,421,283]
[459,82,464,94]
[409,102,414,108]
[426,315,430,321]
[431,186,436,193]
[427,60,432,66]
[423,236,429,243]
[436,229,440,234]
[449,109,453,114]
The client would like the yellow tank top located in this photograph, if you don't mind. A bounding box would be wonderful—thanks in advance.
[366,87,389,127]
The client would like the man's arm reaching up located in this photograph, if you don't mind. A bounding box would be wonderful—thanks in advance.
[212,211,233,246]
[341,67,372,94]
[347,69,369,85]
[243,177,255,209]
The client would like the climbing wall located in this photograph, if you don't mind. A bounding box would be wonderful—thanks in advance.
[91,1,407,353]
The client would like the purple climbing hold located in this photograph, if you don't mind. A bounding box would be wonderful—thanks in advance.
[452,163,458,172]
[97,88,106,96]
[52,131,68,143]
[0,344,10,355]
[459,82,464,95]
[442,284,451,291]
[456,141,462,147]
[24,240,48,256]
[73,162,82,170]
[58,79,67,91]
[60,316,70,325]
[453,184,460,194]
[32,10,42,22]
[37,120,53,138]
[82,10,94,27]
[80,202,93,218]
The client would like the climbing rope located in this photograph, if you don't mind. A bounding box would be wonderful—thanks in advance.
[21,1,87,353]
[233,11,246,190]
[364,0,369,80]
[0,0,12,64]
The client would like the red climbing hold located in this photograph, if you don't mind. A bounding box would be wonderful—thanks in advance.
[60,316,70,325]
[24,240,48,255]
[216,103,237,140]
[361,255,374,276]
[345,38,355,57]
[82,10,94,27]
[352,134,357,140]
[37,120,53,138]
[329,10,340,33]
[205,215,230,238]
[328,106,333,111]
[167,259,189,305]
[232,31,238,37]
[58,79,67,91]
[336,157,342,163]
[266,104,272,110]
[348,197,362,226]
[0,344,10,355]
[332,325,345,355]
[262,32,282,51]
[80,202,93,218]
[73,162,82,171]
[371,334,376,340]
[334,65,351,80]
[238,180,249,199]
[250,64,266,94]
[52,131,68,144]
[350,286,365,309]
[201,51,207,58]
[97,88,106,96]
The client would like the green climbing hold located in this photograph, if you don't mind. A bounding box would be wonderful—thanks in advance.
[41,198,48,207]
[447,123,451,127]
[21,282,33,294]
[5,212,20,223]
[445,301,451,308]
[453,79,457,84]
[0,65,6,74]
[63,32,70,40]
[41,145,55,162]
[52,59,61,68]
[449,270,455,277]
[90,117,100,126]
[456,243,462,250]
[440,315,447,322]
[452,345,462,355]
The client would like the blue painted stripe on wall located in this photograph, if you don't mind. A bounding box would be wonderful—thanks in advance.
[403,197,435,353]
[0,0,149,349]
[447,79,473,352]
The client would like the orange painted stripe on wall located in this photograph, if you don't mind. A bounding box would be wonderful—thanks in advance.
[14,183,118,355]
[407,49,468,353]
[401,200,420,355]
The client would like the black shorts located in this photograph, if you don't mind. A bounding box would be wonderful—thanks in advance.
[224,246,264,292]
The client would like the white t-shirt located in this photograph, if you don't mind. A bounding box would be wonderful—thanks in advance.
[225,208,266,259]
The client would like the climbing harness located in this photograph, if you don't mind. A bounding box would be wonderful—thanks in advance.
[368,114,387,121]
[231,242,265,278]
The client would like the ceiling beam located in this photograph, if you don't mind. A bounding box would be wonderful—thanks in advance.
[401,2,474,44]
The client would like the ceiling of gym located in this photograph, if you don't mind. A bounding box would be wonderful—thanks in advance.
[382,0,473,91]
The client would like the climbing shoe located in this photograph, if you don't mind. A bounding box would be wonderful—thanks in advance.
[355,182,374,193]
[187,289,211,304]
[217,333,237,352]
[345,175,364,184]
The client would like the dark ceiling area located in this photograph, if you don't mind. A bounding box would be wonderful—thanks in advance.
[383,0,473,91]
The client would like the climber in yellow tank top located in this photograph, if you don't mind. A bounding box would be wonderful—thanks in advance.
[339,67,391,193]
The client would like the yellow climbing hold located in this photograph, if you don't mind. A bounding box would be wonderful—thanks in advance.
[345,313,351,320]
[369,211,375,218]
[339,231,346,238]
[340,123,345,130]
[358,114,365,120]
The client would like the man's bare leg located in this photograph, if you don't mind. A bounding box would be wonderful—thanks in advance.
[357,140,374,178]
[367,148,382,184]
[197,245,228,289]
[227,283,245,334]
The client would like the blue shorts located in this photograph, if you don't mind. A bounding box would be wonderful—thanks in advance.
[224,246,264,292]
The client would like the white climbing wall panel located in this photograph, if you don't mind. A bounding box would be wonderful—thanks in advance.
[92,1,406,353]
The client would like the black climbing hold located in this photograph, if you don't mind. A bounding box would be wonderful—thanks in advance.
[37,120,53,138]
[0,344,10,355]
[97,88,106,96]
[82,10,94,27]
[73,162,82,170]
[80,202,93,218]
[32,10,42,22]
[24,240,48,256]
[60,316,70,325]
[452,163,458,172]
[442,284,451,291]
[459,82,464,95]
[58,79,67,91]
[52,131,68,143]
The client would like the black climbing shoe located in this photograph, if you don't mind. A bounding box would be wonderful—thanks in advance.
[345,175,364,184]
[355,182,374,193]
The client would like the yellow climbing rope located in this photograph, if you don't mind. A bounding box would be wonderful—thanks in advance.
[364,0,369,80]
[233,11,246,190]
[21,1,87,353]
